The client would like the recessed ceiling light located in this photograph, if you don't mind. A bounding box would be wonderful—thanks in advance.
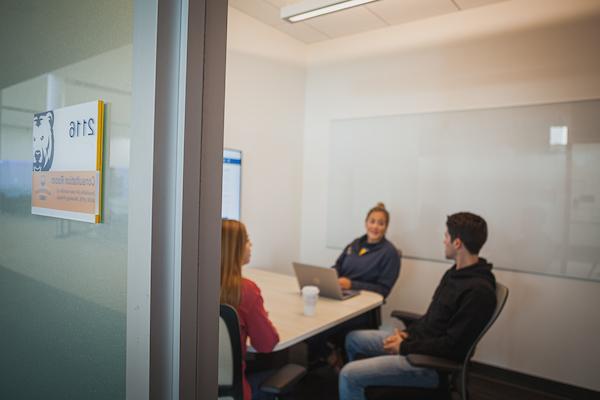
[281,0,380,23]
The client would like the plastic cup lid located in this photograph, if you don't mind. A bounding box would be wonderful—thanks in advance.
[302,285,319,295]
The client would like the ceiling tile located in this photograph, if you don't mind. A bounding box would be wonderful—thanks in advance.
[230,0,511,44]
[265,0,298,6]
[367,0,457,25]
[454,0,508,10]
[302,5,388,38]
[229,0,329,43]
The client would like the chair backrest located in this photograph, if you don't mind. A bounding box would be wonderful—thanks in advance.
[458,282,508,400]
[463,282,509,365]
[218,304,243,400]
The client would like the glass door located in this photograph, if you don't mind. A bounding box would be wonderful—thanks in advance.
[0,1,134,398]
[0,1,228,398]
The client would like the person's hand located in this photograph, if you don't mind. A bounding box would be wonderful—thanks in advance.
[382,329,407,354]
[338,277,352,290]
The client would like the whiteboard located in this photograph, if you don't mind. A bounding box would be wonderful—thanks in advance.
[327,100,600,282]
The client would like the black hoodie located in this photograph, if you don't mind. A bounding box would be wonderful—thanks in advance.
[399,258,496,362]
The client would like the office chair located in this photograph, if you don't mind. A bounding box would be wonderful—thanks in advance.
[218,304,307,400]
[365,282,509,400]
[219,304,244,400]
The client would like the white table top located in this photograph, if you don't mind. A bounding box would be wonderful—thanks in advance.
[244,267,384,351]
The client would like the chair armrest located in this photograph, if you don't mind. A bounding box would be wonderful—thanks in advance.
[406,354,461,373]
[390,310,422,326]
[260,364,307,394]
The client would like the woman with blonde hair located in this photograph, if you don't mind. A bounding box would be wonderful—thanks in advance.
[221,219,279,400]
[333,202,400,298]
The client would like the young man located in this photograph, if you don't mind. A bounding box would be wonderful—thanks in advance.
[339,212,497,400]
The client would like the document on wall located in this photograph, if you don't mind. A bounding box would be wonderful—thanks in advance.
[31,100,105,223]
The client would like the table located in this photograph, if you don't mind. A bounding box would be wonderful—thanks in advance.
[244,267,384,351]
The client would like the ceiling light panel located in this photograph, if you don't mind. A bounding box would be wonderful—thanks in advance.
[281,0,380,23]
[302,4,387,38]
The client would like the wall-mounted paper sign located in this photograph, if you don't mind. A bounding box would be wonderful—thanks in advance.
[31,100,104,223]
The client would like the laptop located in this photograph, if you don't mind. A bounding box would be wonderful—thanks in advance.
[293,262,360,300]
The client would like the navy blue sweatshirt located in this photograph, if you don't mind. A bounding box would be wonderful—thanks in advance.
[400,258,496,362]
[332,235,400,298]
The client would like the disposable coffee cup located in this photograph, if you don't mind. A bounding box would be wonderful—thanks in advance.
[301,285,319,316]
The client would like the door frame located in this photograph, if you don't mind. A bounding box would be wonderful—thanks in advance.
[127,0,227,399]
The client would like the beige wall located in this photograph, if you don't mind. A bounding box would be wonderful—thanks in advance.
[299,0,600,391]
[224,8,306,274]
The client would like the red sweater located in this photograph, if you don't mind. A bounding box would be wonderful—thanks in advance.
[237,278,280,400]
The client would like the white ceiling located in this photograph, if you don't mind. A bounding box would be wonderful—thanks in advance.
[229,0,509,43]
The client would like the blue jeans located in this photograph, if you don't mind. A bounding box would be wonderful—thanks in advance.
[339,330,439,400]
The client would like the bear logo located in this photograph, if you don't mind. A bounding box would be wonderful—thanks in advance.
[33,111,55,171]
